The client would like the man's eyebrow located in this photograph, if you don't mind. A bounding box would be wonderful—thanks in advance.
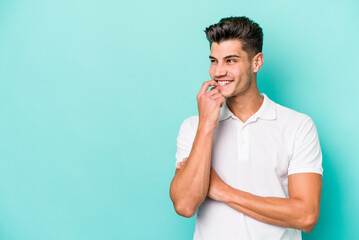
[224,55,240,59]
[209,55,240,59]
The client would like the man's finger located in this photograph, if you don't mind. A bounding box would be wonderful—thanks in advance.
[208,85,218,92]
[216,96,226,104]
[176,162,184,169]
[207,88,219,96]
[211,93,224,100]
[199,80,218,96]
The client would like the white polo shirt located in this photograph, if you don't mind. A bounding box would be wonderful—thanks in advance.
[175,93,323,240]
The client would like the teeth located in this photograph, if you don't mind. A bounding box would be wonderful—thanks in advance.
[218,81,231,86]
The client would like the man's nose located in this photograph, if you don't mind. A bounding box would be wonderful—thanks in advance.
[215,63,227,78]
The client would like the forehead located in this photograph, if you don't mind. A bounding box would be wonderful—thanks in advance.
[210,39,247,58]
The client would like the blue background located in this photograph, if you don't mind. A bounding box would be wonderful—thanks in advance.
[1,0,358,239]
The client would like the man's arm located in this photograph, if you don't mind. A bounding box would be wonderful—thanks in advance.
[170,124,214,218]
[169,80,225,218]
[208,168,322,232]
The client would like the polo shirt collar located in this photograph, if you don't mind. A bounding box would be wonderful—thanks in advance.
[219,93,276,121]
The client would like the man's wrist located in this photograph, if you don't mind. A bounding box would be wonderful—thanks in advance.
[198,122,217,134]
[220,185,236,204]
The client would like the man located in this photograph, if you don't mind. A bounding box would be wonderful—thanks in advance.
[169,16,323,240]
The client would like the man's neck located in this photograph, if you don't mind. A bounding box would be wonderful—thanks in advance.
[226,87,264,124]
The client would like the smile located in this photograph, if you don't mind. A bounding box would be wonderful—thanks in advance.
[216,80,233,86]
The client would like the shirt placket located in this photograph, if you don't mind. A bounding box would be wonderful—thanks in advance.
[237,122,249,162]
[237,115,257,162]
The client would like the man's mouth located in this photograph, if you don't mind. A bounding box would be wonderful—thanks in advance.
[216,80,234,86]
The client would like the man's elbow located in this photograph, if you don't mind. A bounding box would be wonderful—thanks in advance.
[169,186,203,218]
[301,213,319,233]
[170,189,197,218]
[173,203,197,218]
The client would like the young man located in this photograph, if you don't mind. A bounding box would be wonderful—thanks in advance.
[169,16,323,239]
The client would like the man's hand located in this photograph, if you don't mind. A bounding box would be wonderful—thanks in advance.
[197,80,225,130]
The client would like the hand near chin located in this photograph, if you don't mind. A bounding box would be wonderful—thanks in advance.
[197,80,226,129]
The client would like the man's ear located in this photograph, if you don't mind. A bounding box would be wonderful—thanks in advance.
[252,52,264,73]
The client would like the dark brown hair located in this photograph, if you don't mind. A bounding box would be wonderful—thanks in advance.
[204,16,263,58]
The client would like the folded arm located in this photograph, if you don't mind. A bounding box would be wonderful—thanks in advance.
[169,125,214,218]
[208,168,322,232]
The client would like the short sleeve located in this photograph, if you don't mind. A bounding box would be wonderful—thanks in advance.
[288,117,323,175]
[175,116,197,168]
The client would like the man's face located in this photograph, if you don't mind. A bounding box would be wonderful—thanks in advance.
[209,39,254,99]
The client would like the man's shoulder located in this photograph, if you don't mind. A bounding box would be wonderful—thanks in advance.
[271,103,318,144]
[274,102,312,126]
[180,115,199,131]
[176,116,199,143]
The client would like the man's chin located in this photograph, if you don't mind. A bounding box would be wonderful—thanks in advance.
[218,90,232,99]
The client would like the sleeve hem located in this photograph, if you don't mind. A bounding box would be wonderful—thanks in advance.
[288,168,323,176]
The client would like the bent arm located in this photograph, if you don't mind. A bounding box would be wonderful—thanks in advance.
[169,124,214,218]
[212,171,322,232]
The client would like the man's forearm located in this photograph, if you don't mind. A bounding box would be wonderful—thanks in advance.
[170,124,214,217]
[220,186,317,232]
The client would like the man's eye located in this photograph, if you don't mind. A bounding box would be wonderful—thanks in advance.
[227,59,236,63]
[210,59,216,63]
